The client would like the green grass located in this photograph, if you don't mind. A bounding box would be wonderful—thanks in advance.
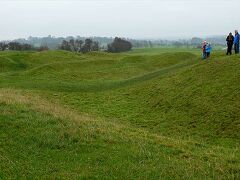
[0,48,240,179]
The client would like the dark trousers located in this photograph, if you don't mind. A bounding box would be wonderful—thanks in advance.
[227,44,233,55]
[235,43,239,54]
[202,52,207,59]
[206,52,210,58]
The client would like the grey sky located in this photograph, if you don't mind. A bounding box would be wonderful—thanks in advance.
[0,0,239,40]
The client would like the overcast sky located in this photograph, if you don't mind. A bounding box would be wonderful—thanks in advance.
[0,0,239,40]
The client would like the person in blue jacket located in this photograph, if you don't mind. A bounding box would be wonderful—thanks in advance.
[234,30,239,54]
[205,43,212,58]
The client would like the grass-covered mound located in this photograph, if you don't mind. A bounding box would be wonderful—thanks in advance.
[0,49,239,179]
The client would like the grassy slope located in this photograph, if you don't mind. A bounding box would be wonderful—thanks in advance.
[0,48,239,179]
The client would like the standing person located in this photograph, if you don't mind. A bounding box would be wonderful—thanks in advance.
[226,32,234,55]
[202,41,207,60]
[205,43,212,58]
[234,30,239,54]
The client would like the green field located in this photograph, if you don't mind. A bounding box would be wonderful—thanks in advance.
[0,48,240,179]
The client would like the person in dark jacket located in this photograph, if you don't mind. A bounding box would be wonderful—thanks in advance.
[234,30,240,54]
[226,32,234,55]
[202,41,207,59]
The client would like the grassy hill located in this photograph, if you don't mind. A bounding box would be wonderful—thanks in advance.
[0,48,239,179]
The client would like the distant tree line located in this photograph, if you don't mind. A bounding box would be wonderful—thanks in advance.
[0,42,49,51]
[0,42,33,51]
[58,37,133,53]
[2,35,227,51]
[0,35,226,52]
[0,37,134,53]
[13,35,111,50]
[8,35,205,50]
[59,39,99,53]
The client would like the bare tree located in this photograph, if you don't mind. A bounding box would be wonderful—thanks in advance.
[0,42,8,51]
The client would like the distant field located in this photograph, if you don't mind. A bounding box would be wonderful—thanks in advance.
[0,48,240,179]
